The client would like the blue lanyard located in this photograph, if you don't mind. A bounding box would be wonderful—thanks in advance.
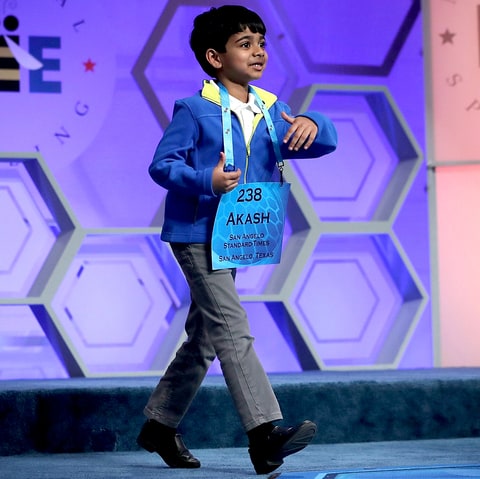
[218,82,285,181]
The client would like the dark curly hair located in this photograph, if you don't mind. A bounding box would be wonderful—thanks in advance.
[189,5,266,77]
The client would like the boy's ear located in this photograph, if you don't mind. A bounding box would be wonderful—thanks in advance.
[206,48,222,70]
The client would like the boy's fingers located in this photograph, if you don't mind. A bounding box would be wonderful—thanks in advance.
[281,111,294,123]
[217,152,226,166]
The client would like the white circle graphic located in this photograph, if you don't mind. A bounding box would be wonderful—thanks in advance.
[0,1,115,165]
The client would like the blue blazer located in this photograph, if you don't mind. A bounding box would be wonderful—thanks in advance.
[149,80,337,243]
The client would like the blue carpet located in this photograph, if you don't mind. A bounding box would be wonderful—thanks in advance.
[277,465,480,479]
[1,440,479,479]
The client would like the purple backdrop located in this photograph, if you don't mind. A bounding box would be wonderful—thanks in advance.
[0,0,430,379]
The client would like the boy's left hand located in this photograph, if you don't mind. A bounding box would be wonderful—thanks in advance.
[281,111,318,151]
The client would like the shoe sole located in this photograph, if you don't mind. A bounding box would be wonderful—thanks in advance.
[137,435,201,468]
[250,455,283,475]
[278,420,317,459]
[250,421,317,474]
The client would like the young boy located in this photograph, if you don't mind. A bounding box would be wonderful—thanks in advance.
[137,5,337,475]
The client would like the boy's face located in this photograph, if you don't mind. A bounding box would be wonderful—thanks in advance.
[214,28,268,86]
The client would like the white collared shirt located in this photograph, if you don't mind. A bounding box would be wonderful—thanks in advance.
[229,92,262,144]
[211,81,262,144]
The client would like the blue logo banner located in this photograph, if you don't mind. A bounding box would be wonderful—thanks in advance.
[212,182,290,269]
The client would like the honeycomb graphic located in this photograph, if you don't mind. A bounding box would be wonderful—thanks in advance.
[0,0,428,377]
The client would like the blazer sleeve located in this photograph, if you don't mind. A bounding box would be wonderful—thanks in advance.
[148,100,215,197]
[273,101,338,160]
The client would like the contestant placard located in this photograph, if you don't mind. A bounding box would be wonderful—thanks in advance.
[212,182,290,269]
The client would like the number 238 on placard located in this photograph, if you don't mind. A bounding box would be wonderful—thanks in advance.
[237,187,263,202]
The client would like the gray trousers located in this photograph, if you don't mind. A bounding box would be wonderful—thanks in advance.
[144,243,282,432]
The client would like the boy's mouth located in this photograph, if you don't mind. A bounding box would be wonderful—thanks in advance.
[250,62,264,70]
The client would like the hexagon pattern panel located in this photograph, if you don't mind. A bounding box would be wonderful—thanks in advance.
[0,161,57,297]
[0,0,431,378]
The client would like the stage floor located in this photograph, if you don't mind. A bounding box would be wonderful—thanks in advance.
[279,465,480,479]
[1,437,479,479]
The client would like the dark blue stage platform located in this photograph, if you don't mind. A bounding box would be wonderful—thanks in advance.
[1,368,479,455]
[1,368,479,478]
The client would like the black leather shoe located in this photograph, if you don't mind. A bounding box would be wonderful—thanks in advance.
[137,420,201,468]
[248,420,317,475]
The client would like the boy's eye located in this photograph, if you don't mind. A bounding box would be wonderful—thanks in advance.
[240,42,251,48]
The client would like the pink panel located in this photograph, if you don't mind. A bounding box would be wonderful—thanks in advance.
[435,165,480,366]
[427,0,480,162]
[426,0,480,366]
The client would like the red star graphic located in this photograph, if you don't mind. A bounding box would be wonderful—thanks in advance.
[439,29,455,45]
[83,58,96,72]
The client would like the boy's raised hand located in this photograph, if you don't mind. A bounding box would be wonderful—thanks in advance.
[212,152,241,194]
[281,111,318,151]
